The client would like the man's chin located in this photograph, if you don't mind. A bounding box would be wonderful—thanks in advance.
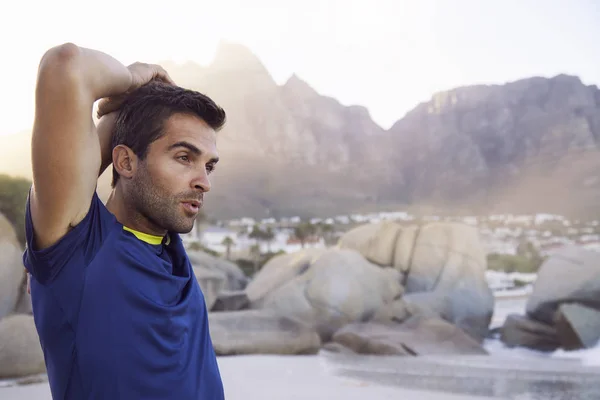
[170,227,194,235]
[174,223,195,235]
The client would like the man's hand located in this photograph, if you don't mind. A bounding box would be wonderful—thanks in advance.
[96,111,119,176]
[97,62,174,118]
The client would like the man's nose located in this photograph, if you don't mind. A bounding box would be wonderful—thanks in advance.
[192,168,211,192]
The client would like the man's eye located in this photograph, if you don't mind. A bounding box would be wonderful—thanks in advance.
[178,155,190,162]
[206,164,215,174]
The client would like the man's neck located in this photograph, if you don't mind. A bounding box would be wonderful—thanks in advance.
[105,186,167,238]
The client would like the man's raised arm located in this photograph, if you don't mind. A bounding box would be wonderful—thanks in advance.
[29,43,170,250]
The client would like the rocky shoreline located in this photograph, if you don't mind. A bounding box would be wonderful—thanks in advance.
[1,217,599,382]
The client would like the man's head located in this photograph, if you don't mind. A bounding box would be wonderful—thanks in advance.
[111,81,226,235]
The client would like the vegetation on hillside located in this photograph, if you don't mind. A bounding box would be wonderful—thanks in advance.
[487,238,547,273]
[0,174,31,246]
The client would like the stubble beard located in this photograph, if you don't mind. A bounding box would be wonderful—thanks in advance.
[129,165,195,234]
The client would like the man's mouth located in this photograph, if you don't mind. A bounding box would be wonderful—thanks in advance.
[182,199,202,214]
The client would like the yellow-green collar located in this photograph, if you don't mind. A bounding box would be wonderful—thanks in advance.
[123,226,170,245]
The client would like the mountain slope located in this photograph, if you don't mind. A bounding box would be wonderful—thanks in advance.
[1,43,598,220]
[385,74,600,217]
[160,42,395,219]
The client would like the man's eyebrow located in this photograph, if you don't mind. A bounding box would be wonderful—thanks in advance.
[168,141,201,155]
[168,141,219,163]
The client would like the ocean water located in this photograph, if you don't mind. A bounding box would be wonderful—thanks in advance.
[488,295,600,367]
[485,335,600,367]
[325,349,600,400]
[323,295,600,400]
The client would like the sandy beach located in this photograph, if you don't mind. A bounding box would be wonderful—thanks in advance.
[4,296,600,400]
[4,349,600,400]
[1,353,495,400]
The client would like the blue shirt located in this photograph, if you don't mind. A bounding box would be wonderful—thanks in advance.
[23,192,224,399]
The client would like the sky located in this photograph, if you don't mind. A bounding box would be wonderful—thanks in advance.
[0,0,598,136]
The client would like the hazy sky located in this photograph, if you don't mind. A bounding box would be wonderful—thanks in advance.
[1,0,598,136]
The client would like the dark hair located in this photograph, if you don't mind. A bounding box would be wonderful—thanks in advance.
[110,81,226,187]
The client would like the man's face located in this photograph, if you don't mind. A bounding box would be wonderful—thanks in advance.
[129,113,219,234]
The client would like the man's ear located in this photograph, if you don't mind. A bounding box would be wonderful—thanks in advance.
[112,145,138,181]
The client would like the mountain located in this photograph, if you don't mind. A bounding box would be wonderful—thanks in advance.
[1,42,598,220]
[161,43,600,219]
[385,74,600,217]
[157,42,395,219]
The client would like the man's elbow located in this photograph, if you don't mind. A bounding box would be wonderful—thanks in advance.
[38,43,82,77]
[35,43,87,98]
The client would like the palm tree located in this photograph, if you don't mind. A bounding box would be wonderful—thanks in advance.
[319,222,335,246]
[293,221,315,248]
[263,226,275,252]
[249,243,261,275]
[248,224,263,247]
[221,236,235,260]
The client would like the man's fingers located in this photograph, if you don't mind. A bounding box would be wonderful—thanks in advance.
[97,97,124,118]
[155,66,175,85]
[97,64,173,118]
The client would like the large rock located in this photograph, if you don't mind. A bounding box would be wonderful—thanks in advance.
[188,250,250,310]
[404,223,494,343]
[0,212,25,320]
[212,290,250,312]
[247,248,403,340]
[208,309,321,355]
[331,316,488,356]
[338,221,494,342]
[192,267,226,310]
[337,221,403,269]
[188,250,249,291]
[553,303,600,350]
[0,314,46,378]
[12,274,32,315]
[500,314,560,351]
[526,246,600,325]
[245,248,325,303]
[370,294,441,325]
[337,221,418,276]
[370,297,412,324]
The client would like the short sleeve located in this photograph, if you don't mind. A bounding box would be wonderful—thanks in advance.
[23,191,112,285]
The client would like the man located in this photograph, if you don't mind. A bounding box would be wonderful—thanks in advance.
[23,43,226,399]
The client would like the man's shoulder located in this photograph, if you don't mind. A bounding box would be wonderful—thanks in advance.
[23,190,118,284]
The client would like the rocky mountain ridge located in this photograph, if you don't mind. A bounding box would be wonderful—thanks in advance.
[1,42,598,219]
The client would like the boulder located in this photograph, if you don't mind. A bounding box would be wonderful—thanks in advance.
[0,212,25,320]
[553,303,600,350]
[393,225,420,275]
[370,297,412,324]
[192,267,226,310]
[0,314,46,378]
[526,246,600,325]
[338,221,494,342]
[212,290,250,312]
[331,315,488,356]
[12,272,32,315]
[337,221,418,275]
[321,341,357,354]
[248,248,403,340]
[208,309,321,355]
[188,250,250,310]
[337,221,403,268]
[188,250,249,291]
[500,314,560,351]
[245,248,325,303]
[405,223,494,341]
[370,293,444,325]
